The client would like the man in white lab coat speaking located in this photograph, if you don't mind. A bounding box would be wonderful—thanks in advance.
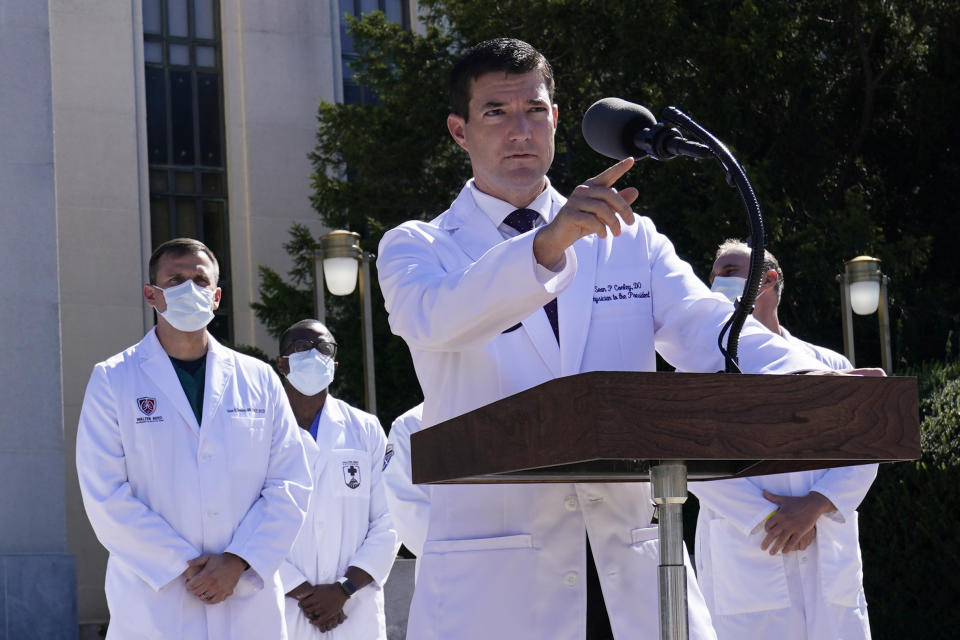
[377,38,834,640]
[276,319,398,638]
[76,238,313,640]
[691,239,876,639]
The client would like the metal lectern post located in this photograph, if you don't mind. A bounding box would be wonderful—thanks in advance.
[651,461,689,640]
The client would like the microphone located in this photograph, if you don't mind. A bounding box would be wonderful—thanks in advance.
[582,98,712,161]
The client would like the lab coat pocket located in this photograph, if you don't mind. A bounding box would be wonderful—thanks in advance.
[335,449,371,497]
[420,535,535,636]
[423,533,533,554]
[708,518,790,615]
[104,557,187,638]
[816,511,864,607]
[227,418,269,472]
[630,525,660,569]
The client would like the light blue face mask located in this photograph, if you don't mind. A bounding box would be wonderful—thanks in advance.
[710,276,747,303]
[284,349,335,396]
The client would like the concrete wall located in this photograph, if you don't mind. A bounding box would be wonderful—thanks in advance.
[221,0,336,352]
[0,0,76,637]
[49,0,151,624]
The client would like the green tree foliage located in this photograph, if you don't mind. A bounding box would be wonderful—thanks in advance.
[859,356,960,638]
[252,224,318,345]
[258,0,959,420]
[421,0,959,367]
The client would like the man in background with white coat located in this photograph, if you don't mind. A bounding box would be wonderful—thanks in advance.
[276,319,398,638]
[377,38,834,640]
[382,404,428,577]
[691,239,876,639]
[76,238,313,639]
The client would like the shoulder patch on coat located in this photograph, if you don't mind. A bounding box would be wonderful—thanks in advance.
[383,443,395,471]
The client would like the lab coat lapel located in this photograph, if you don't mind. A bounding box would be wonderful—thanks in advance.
[438,187,507,263]
[298,425,323,471]
[521,312,561,376]
[443,184,561,376]
[202,335,235,427]
[311,396,347,476]
[560,234,598,376]
[138,328,200,433]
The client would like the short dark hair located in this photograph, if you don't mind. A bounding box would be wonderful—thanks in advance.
[148,238,219,285]
[279,319,332,355]
[449,38,555,122]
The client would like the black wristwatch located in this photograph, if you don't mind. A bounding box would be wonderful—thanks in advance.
[336,576,358,598]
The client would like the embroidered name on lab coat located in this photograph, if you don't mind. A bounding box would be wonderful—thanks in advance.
[593,281,651,304]
[343,461,361,489]
[226,407,266,416]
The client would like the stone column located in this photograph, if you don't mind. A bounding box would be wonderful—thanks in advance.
[0,1,77,638]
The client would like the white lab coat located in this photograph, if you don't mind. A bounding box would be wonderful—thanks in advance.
[279,396,398,639]
[377,183,829,640]
[690,332,876,639]
[778,326,853,371]
[383,404,428,577]
[76,328,313,640]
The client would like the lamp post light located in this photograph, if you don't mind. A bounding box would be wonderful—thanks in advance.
[313,230,377,414]
[836,255,892,373]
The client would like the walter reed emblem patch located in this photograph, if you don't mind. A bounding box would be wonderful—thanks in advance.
[343,461,361,489]
[137,397,157,416]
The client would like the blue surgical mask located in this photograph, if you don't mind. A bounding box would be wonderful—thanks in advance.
[711,276,747,303]
[285,349,335,396]
[154,280,215,332]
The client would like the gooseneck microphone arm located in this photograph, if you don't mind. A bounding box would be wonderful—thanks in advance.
[659,106,765,373]
[581,98,767,372]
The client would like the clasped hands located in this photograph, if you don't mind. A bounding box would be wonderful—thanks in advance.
[288,581,349,632]
[760,490,837,555]
[183,552,248,605]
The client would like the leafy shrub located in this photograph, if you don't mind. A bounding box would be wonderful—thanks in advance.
[859,358,960,639]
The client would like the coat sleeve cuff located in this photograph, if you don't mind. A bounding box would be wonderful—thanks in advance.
[148,559,192,592]
[278,559,310,593]
[808,488,848,523]
[533,243,577,291]
[223,544,266,594]
[347,558,390,588]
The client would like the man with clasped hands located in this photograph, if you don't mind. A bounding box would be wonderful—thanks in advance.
[77,238,312,639]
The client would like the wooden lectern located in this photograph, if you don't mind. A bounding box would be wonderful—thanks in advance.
[411,371,920,640]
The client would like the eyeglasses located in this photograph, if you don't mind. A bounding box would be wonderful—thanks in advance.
[285,339,337,358]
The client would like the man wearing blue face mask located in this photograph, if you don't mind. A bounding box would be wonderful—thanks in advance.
[76,238,313,640]
[693,239,876,640]
[276,319,398,639]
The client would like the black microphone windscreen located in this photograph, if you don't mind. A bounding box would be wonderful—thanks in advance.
[581,98,657,160]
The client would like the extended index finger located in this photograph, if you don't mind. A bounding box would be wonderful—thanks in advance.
[584,156,635,188]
